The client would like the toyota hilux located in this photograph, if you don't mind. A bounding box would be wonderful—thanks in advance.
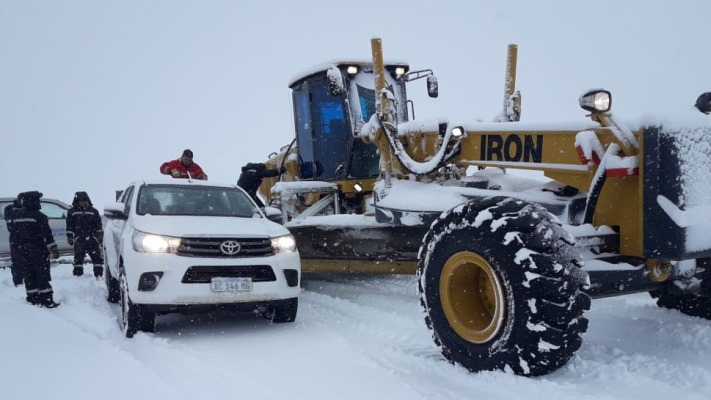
[102,177,301,337]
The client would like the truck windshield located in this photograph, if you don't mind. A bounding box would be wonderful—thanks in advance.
[137,185,260,218]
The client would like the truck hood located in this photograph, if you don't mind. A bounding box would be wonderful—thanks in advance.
[131,215,290,238]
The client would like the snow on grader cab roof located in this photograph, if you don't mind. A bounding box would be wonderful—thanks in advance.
[288,59,411,88]
[258,37,711,377]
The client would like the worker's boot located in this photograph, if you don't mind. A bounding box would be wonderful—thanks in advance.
[26,292,39,305]
[38,292,60,308]
[42,299,61,309]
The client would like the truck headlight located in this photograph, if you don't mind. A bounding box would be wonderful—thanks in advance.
[579,89,611,113]
[271,234,297,253]
[132,230,181,253]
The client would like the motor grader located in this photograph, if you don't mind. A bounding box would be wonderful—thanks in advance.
[255,38,711,376]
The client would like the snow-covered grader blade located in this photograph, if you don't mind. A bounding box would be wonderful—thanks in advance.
[258,38,711,376]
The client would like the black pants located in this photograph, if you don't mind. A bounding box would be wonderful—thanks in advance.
[22,252,53,304]
[73,238,104,269]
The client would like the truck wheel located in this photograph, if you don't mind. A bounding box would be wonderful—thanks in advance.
[105,263,120,304]
[418,197,590,376]
[119,273,155,337]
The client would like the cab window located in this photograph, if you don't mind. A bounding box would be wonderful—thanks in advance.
[0,201,11,219]
[41,202,68,219]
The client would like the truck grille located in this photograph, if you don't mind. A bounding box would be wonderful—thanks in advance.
[177,237,274,258]
[182,265,277,283]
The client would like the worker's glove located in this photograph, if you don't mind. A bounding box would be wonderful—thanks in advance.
[67,237,74,246]
[171,169,181,178]
[50,245,60,260]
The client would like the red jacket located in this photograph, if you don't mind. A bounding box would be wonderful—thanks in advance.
[160,159,208,180]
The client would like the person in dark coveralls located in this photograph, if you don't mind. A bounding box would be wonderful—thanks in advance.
[237,162,284,207]
[160,149,208,180]
[13,191,60,308]
[66,191,104,278]
[3,194,25,286]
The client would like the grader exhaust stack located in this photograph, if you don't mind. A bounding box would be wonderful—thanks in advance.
[498,43,521,122]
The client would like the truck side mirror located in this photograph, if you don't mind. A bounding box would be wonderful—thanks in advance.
[104,202,128,220]
[262,206,284,224]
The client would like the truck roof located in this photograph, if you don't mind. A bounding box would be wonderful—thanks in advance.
[134,176,238,189]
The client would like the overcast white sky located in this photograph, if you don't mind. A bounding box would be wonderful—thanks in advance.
[1,0,710,207]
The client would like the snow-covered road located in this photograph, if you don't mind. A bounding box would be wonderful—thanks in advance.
[2,260,711,400]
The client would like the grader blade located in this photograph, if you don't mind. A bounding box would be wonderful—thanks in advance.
[288,223,428,274]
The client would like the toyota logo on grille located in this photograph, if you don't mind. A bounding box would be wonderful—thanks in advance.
[220,240,241,255]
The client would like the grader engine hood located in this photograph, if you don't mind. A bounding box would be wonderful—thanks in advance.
[643,113,711,259]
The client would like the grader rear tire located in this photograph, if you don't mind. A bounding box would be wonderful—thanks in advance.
[650,258,711,320]
[650,292,711,320]
[418,197,590,376]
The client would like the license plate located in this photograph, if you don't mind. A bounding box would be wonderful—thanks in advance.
[210,277,253,292]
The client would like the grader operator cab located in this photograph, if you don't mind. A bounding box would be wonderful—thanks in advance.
[261,58,437,215]
[258,38,711,376]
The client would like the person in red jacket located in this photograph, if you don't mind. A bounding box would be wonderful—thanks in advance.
[160,149,208,180]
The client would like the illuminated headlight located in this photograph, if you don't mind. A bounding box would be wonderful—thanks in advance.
[132,230,181,253]
[347,66,358,75]
[271,234,297,253]
[353,183,363,193]
[395,67,406,77]
[579,89,612,114]
[451,126,464,137]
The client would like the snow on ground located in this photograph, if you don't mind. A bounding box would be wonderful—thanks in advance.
[2,259,711,400]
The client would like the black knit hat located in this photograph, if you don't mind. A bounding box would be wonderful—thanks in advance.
[182,149,194,158]
[21,191,43,210]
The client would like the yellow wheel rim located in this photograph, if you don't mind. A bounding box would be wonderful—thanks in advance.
[440,251,504,344]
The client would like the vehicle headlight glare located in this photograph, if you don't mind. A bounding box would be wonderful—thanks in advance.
[132,231,181,253]
[271,234,297,253]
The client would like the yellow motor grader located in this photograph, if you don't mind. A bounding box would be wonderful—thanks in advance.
[256,38,711,376]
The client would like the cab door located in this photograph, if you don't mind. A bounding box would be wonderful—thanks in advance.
[104,185,134,274]
[0,201,12,256]
[293,76,351,180]
[40,200,71,253]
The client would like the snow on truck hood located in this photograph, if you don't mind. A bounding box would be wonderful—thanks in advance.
[130,215,290,238]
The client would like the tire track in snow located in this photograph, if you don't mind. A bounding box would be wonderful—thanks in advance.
[7,263,711,399]
[301,274,512,400]
[559,294,711,398]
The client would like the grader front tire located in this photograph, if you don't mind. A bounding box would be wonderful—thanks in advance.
[439,251,505,344]
[418,197,590,376]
